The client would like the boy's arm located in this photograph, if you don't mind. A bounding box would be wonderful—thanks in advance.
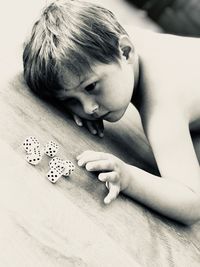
[124,165,200,225]
[125,107,200,224]
[144,107,200,192]
[77,107,200,225]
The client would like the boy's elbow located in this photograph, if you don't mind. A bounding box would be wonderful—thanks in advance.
[182,215,200,226]
[180,195,200,226]
[182,217,200,226]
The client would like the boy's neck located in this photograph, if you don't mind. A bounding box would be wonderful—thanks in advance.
[131,54,142,111]
[133,53,139,89]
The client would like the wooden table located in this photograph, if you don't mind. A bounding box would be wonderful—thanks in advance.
[0,1,200,266]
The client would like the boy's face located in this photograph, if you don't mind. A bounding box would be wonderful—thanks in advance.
[58,59,134,122]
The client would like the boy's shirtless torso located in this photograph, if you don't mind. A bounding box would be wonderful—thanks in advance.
[128,27,200,192]
[129,27,200,132]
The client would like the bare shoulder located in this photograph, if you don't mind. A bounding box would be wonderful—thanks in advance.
[130,28,200,126]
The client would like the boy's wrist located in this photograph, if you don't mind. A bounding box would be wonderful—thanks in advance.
[121,163,133,192]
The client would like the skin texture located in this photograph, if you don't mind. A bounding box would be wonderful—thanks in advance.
[58,35,137,136]
[61,28,200,225]
[59,58,135,121]
[77,150,129,204]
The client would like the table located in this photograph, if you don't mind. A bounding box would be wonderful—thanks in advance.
[0,1,200,266]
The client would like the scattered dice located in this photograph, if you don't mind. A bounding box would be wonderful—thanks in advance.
[22,136,40,154]
[23,136,43,166]
[63,160,75,176]
[47,157,75,183]
[23,137,75,181]
[46,166,63,183]
[44,141,59,157]
[49,157,64,170]
[25,147,43,165]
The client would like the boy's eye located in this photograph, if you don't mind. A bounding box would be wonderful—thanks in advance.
[85,82,97,92]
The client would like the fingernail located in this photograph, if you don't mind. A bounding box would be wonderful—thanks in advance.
[77,122,83,126]
[98,176,104,182]
[104,198,110,205]
[92,130,97,134]
[99,132,104,138]
[86,164,92,171]
[78,160,83,166]
[98,175,105,182]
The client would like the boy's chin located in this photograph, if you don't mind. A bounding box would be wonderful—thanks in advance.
[104,110,124,122]
[105,117,119,122]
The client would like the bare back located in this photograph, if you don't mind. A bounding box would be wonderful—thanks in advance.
[127,27,200,193]
[128,27,200,130]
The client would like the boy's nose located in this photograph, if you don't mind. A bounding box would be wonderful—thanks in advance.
[82,100,99,115]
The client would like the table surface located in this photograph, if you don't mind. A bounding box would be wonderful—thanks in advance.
[1,1,200,266]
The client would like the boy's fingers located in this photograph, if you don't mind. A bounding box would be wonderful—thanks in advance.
[72,116,102,138]
[73,114,83,126]
[84,120,104,137]
[98,172,117,183]
[96,120,104,137]
[104,183,120,204]
[77,150,108,162]
[85,121,97,135]
[85,160,114,171]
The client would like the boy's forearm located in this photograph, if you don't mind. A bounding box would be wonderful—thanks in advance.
[123,165,200,225]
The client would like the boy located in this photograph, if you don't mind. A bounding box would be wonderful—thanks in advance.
[23,0,200,225]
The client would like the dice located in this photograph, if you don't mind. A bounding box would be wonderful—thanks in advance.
[23,136,43,165]
[22,136,40,154]
[47,157,75,183]
[63,160,75,176]
[46,167,63,183]
[49,157,64,169]
[25,147,43,165]
[23,137,75,182]
[44,141,59,157]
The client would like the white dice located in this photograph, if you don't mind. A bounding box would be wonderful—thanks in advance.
[47,157,75,183]
[44,141,59,157]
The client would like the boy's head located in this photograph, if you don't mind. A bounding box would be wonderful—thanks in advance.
[23,0,129,100]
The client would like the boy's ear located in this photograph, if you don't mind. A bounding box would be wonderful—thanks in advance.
[118,35,134,63]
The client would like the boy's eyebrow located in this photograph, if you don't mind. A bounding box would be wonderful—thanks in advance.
[62,77,86,91]
[67,75,96,90]
[66,78,88,91]
[61,68,98,92]
[58,73,99,100]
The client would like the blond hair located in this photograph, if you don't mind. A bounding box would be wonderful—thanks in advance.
[23,0,128,99]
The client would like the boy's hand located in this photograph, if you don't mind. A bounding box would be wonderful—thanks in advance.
[72,114,104,138]
[77,150,130,204]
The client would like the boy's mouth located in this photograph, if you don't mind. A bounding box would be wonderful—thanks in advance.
[101,112,111,119]
[92,112,110,120]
